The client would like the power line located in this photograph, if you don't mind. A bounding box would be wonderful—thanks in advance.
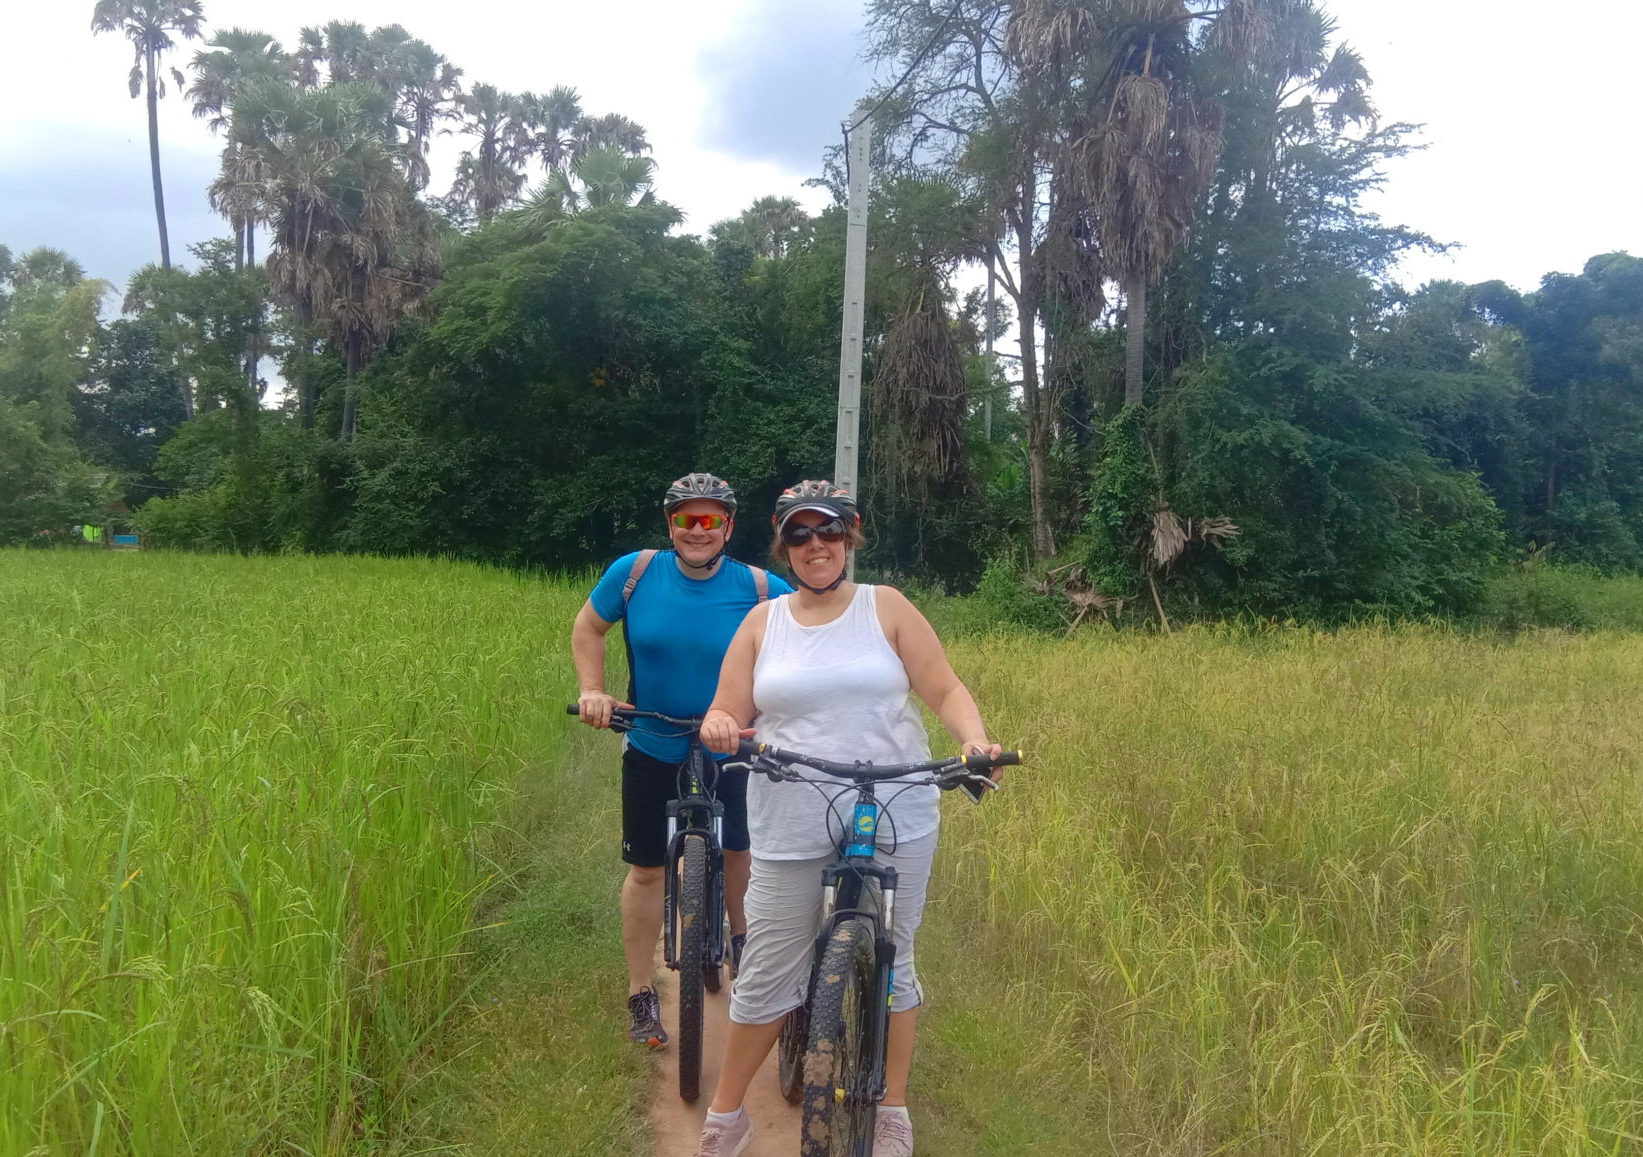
[844,0,966,138]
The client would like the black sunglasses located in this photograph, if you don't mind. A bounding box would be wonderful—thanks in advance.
[780,517,849,547]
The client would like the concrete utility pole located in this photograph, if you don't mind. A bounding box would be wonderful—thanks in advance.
[834,106,872,578]
[985,255,996,442]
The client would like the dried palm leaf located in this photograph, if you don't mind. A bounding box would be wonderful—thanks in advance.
[1004,0,1099,75]
[1151,506,1188,568]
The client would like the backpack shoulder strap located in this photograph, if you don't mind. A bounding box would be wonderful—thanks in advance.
[750,565,770,603]
[622,549,659,603]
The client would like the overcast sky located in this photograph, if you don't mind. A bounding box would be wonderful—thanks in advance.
[2,0,1638,301]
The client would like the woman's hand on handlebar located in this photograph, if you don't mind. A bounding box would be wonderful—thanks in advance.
[960,739,1006,782]
[576,690,630,730]
[700,708,753,755]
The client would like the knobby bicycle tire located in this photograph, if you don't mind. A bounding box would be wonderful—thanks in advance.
[800,917,878,1157]
[677,834,709,1101]
[777,1001,810,1104]
[704,909,724,994]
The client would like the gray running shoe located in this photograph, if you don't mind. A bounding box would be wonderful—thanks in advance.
[627,986,667,1048]
[874,1108,914,1157]
[695,1110,752,1157]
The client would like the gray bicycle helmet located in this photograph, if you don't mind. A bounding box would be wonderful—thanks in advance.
[771,479,859,531]
[662,471,737,514]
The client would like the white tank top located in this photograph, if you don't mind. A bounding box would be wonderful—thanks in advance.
[748,585,938,860]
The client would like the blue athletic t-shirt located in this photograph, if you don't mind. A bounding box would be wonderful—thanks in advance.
[589,552,794,763]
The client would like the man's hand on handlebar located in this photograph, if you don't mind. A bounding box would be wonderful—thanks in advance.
[576,690,631,730]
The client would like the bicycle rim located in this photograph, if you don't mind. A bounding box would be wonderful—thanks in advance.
[799,917,877,1157]
[677,834,708,1101]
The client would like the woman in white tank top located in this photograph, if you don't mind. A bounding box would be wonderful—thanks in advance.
[693,480,1005,1157]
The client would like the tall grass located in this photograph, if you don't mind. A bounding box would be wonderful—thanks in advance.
[11,552,1643,1154]
[0,551,582,1154]
[919,624,1643,1154]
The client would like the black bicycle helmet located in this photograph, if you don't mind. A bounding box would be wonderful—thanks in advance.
[771,479,859,532]
[662,471,737,514]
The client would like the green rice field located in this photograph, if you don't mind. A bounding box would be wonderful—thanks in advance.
[5,551,1642,1154]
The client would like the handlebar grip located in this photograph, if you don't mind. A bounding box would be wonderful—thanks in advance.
[964,750,1021,771]
[735,739,763,759]
[566,704,581,715]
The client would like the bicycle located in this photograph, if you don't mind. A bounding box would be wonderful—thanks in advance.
[732,739,1020,1156]
[570,704,730,1102]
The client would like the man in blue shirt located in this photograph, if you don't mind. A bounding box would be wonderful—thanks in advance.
[571,472,794,1048]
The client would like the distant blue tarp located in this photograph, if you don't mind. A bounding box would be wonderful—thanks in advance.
[113,534,140,547]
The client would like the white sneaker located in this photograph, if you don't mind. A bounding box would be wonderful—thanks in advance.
[874,1107,914,1157]
[696,1109,752,1157]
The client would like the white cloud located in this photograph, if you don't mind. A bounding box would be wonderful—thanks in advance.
[3,0,1637,299]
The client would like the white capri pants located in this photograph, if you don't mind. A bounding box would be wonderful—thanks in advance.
[729,831,938,1025]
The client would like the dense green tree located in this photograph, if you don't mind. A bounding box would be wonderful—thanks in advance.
[0,397,111,545]
[0,278,106,437]
[121,239,266,420]
[0,264,113,540]
[91,0,206,270]
[1514,253,1643,567]
[76,317,190,504]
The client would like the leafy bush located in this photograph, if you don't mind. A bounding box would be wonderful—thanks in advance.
[971,557,1067,633]
[1477,559,1643,631]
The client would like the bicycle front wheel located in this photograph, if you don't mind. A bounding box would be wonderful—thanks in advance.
[777,1000,809,1104]
[800,916,878,1157]
[677,833,709,1101]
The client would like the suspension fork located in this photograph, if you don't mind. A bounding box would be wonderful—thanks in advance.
[663,744,726,970]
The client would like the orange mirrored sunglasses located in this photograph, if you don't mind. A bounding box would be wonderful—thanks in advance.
[669,512,729,531]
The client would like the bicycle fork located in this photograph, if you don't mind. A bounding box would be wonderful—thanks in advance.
[816,797,900,1102]
[663,796,726,970]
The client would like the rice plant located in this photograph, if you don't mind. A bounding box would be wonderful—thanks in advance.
[1,551,582,1154]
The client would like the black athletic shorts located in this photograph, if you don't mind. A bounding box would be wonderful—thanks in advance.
[620,744,750,867]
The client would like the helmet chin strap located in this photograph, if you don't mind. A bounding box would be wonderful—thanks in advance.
[678,548,725,572]
[793,566,848,595]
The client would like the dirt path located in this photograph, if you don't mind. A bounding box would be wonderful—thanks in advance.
[648,943,801,1157]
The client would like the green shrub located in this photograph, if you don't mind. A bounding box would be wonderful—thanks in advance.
[971,557,1067,633]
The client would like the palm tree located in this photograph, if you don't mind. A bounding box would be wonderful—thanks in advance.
[229,77,440,435]
[1009,0,1255,407]
[518,85,583,174]
[569,112,650,164]
[189,28,286,268]
[451,84,530,223]
[368,28,462,191]
[91,0,206,270]
[9,248,88,291]
[530,146,657,217]
[293,20,370,87]
[739,196,810,258]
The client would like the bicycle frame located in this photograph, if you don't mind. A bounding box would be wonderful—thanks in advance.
[810,781,900,1103]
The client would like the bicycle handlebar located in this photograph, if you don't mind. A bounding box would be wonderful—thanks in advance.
[733,740,1019,802]
[566,704,704,730]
